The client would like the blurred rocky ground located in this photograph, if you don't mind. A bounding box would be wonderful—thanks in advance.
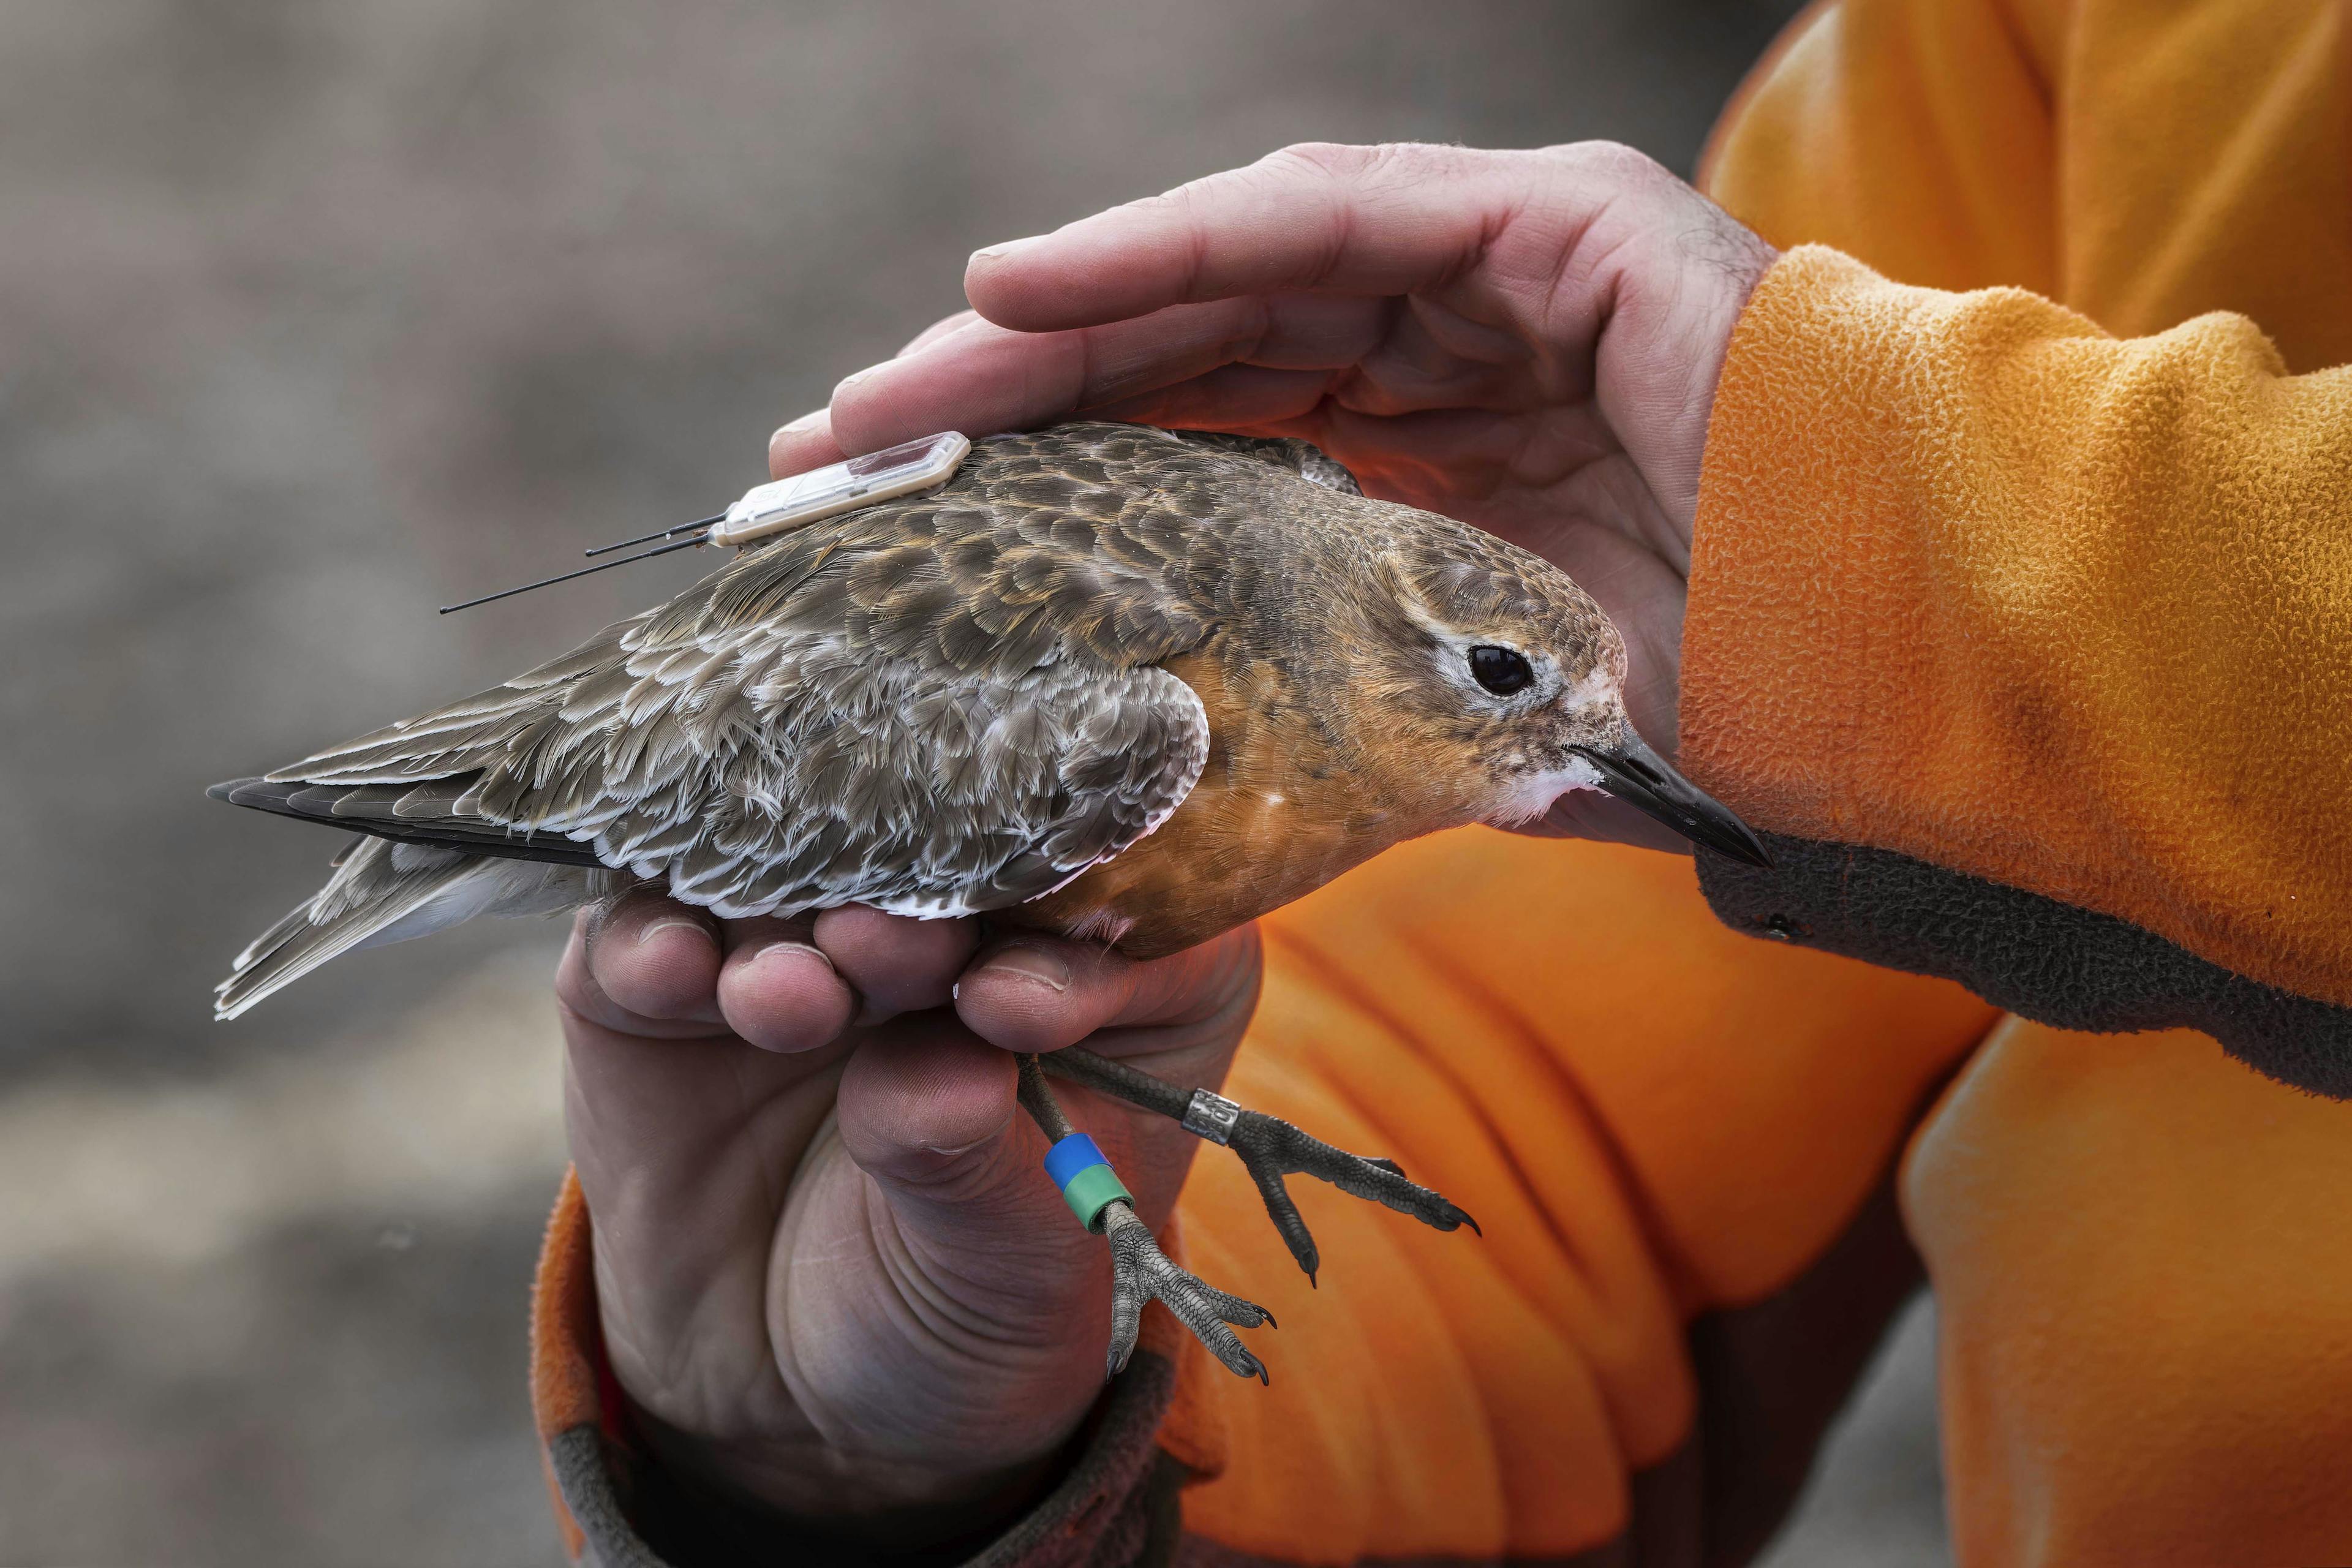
[0,2,1948,1561]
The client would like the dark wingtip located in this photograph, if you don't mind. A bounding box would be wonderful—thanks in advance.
[206,778,255,804]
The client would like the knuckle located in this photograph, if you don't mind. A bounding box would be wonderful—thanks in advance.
[1545,138,1670,186]
[1263,139,1477,190]
[1261,140,1372,181]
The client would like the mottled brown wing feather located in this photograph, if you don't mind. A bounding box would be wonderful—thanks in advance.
[257,426,1254,919]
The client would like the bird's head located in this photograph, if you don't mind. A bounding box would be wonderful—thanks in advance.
[1332,508,1774,869]
[1172,427,1770,868]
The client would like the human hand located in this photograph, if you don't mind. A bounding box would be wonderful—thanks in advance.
[769,141,1775,848]
[559,893,1262,1547]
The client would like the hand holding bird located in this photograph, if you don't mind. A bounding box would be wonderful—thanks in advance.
[559,894,1265,1543]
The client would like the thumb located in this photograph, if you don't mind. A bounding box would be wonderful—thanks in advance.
[821,1019,1118,1370]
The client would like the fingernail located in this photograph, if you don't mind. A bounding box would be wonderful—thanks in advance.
[778,407,827,434]
[752,939,834,973]
[982,944,1069,992]
[968,236,1042,265]
[832,364,880,397]
[638,917,709,948]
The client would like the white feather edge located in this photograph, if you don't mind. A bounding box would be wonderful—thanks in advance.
[731,674,1208,922]
[222,663,1213,1018]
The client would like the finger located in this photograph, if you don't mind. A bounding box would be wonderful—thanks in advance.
[1082,364,1343,435]
[562,979,855,1425]
[767,406,846,480]
[829,302,1259,454]
[951,929,1263,1229]
[896,308,983,358]
[810,904,980,1024]
[714,915,858,1053]
[1083,309,1553,436]
[824,293,1392,457]
[817,1022,1119,1381]
[832,1020,1025,1207]
[953,925,1262,1058]
[768,312,998,477]
[963,143,1539,332]
[564,891,728,1035]
[562,908,861,1411]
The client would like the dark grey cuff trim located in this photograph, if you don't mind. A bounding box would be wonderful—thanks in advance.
[548,1351,1182,1568]
[1697,833,2352,1098]
[549,1423,668,1568]
[968,1349,1181,1568]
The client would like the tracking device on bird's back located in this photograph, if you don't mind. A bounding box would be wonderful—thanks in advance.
[709,431,971,546]
[440,431,973,613]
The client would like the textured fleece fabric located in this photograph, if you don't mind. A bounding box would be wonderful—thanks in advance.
[532,0,2352,1563]
[1689,0,2352,1060]
[1683,245,2352,1078]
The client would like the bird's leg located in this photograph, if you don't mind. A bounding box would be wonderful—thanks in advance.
[1041,1047,1478,1287]
[1014,1054,1274,1383]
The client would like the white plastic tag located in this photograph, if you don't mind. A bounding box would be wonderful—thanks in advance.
[709,431,971,546]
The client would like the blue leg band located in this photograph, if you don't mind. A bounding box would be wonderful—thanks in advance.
[1043,1133,1134,1231]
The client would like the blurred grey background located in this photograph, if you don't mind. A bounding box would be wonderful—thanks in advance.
[0,2,1949,1563]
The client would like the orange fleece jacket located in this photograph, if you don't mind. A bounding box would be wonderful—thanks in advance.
[534,1,2352,1563]
[1685,0,2352,1099]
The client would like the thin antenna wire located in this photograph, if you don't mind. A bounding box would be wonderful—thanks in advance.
[584,513,725,557]
[439,535,704,615]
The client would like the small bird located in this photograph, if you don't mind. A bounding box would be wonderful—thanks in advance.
[211,421,1769,1382]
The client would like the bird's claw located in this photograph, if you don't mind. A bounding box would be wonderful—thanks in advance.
[1101,1199,1274,1384]
[1224,1109,1479,1286]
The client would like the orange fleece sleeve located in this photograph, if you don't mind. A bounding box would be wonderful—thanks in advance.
[1684,244,2352,1027]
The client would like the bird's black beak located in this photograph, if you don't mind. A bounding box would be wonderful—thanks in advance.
[1567,732,1775,869]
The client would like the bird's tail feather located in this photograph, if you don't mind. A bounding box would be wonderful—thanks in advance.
[219,835,535,1019]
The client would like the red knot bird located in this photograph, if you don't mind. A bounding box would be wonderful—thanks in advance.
[210,421,1770,1382]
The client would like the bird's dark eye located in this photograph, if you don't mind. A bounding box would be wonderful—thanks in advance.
[1468,645,1534,696]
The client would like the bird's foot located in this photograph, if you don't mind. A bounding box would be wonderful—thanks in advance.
[1192,1093,1478,1286]
[1037,1048,1477,1289]
[1100,1199,1275,1384]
